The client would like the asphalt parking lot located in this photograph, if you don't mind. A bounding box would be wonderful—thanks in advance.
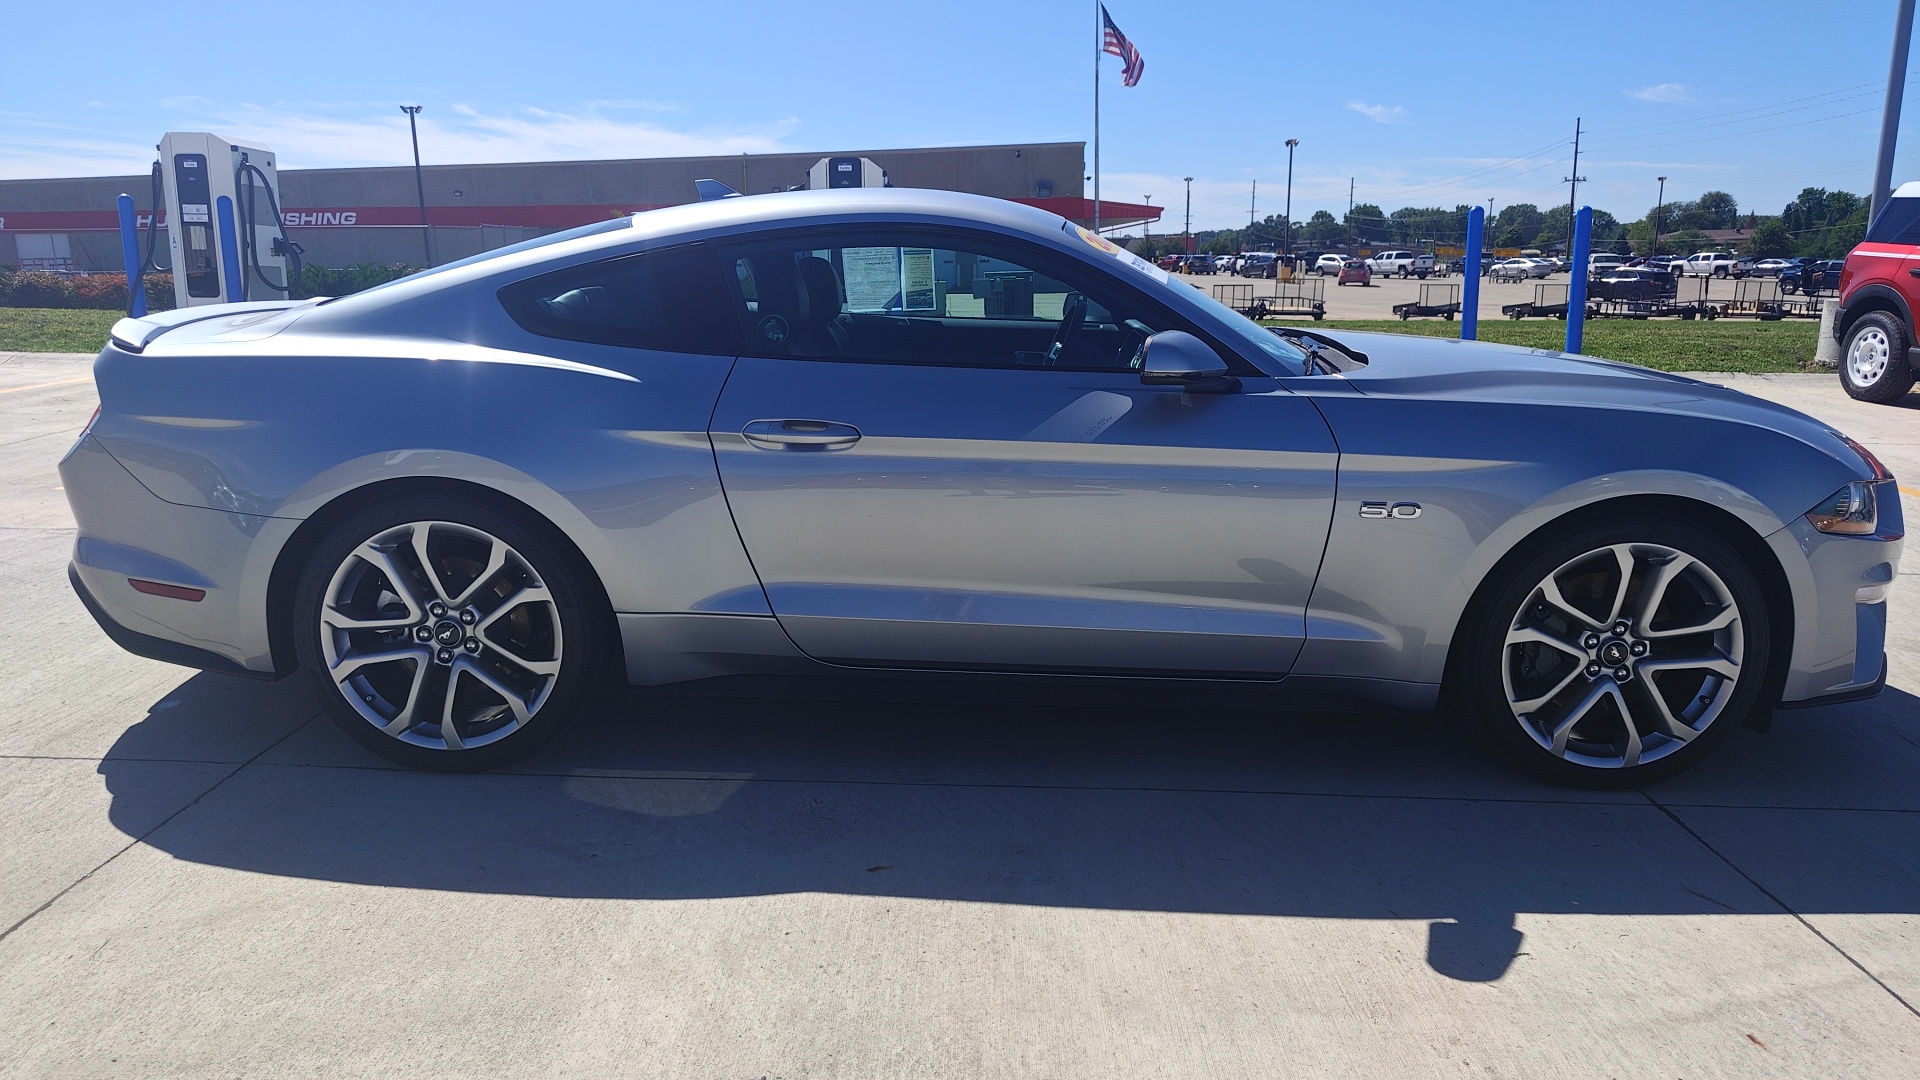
[2,348,1917,1078]
[1181,265,1801,321]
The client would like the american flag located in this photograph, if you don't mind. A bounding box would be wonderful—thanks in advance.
[1102,6,1145,87]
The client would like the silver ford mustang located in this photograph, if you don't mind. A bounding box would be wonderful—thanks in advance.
[63,189,1901,786]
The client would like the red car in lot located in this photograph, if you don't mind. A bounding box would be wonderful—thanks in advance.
[1336,259,1372,286]
[1835,181,1920,402]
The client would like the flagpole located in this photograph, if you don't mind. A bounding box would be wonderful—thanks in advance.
[1092,0,1101,232]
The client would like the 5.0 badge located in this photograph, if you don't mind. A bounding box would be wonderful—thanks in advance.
[1358,501,1422,519]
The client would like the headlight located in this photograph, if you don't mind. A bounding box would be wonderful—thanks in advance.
[1806,481,1879,535]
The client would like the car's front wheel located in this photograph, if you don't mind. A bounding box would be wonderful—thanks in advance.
[292,494,612,771]
[1454,516,1771,788]
[1840,311,1918,403]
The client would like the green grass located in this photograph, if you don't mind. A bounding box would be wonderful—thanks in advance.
[0,308,119,354]
[1279,317,1820,373]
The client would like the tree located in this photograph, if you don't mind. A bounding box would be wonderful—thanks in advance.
[1346,203,1386,243]
[1694,191,1739,230]
[1745,218,1793,258]
[1492,203,1545,248]
[1302,210,1342,246]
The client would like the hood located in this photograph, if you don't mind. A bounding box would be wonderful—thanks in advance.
[1322,329,1873,477]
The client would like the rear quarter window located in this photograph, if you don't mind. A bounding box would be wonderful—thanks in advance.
[498,244,742,355]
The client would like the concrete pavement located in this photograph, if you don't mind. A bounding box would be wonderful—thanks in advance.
[1,351,1916,1078]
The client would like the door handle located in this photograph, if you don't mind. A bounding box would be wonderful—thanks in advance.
[1907,268,1920,279]
[741,418,862,450]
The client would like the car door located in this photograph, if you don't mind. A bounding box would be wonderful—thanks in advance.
[705,226,1338,677]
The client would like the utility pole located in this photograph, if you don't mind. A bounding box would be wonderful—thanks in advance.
[1284,139,1298,256]
[400,105,432,266]
[1183,177,1193,252]
[1144,196,1152,244]
[1249,179,1257,231]
[1873,0,1916,220]
[1563,117,1586,256]
[1347,177,1355,250]
[1654,176,1667,256]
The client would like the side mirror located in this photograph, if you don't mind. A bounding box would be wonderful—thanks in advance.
[1139,330,1230,384]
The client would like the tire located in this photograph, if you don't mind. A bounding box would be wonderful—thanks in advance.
[1451,514,1773,789]
[292,494,614,771]
[1839,310,1918,403]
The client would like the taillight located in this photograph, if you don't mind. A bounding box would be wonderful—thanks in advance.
[80,405,101,437]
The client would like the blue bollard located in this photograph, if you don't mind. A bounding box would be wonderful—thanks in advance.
[1461,205,1484,341]
[116,193,147,317]
[1566,205,1593,355]
[216,196,244,303]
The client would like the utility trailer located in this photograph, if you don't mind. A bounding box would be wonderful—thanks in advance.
[1215,278,1326,320]
[1392,282,1462,320]
[1717,278,1821,320]
[1502,282,1569,320]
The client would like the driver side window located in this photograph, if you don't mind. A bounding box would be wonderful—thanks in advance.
[717,230,1170,372]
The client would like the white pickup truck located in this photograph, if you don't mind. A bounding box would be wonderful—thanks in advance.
[1680,251,1741,278]
[1364,250,1438,278]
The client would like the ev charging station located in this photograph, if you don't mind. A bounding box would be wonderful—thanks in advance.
[146,132,302,309]
[806,155,890,190]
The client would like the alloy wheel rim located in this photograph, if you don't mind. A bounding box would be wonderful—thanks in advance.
[1502,543,1743,770]
[1848,328,1891,384]
[319,521,562,751]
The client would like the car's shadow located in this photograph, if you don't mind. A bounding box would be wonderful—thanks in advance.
[99,672,1920,983]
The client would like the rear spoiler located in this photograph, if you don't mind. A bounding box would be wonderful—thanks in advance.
[109,299,320,353]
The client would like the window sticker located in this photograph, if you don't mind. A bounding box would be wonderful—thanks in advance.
[843,247,902,311]
[843,246,939,312]
[901,247,936,311]
[1067,223,1169,284]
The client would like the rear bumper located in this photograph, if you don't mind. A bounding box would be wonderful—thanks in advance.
[67,565,278,680]
[59,434,294,677]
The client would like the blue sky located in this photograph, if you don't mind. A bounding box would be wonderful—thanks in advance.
[5,0,1915,229]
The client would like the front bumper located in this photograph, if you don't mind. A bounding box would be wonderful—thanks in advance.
[1769,494,1902,705]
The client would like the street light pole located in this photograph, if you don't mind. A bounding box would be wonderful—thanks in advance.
[1873,0,1916,221]
[1654,176,1667,256]
[1284,138,1298,256]
[1182,177,1193,252]
[400,105,432,267]
[1144,196,1152,244]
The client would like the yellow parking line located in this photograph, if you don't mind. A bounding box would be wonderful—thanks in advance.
[0,376,91,395]
[1901,485,1920,499]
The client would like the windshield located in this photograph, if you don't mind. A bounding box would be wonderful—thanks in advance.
[1060,222,1310,373]
[321,216,636,303]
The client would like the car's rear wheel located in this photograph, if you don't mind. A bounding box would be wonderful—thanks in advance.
[1840,311,1917,403]
[1454,516,1771,788]
[292,495,612,771]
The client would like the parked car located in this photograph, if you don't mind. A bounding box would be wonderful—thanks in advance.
[1336,258,1372,286]
[1681,252,1741,278]
[1835,182,1920,400]
[1239,253,1280,278]
[1639,255,1682,273]
[1781,260,1845,296]
[1588,268,1678,303]
[1588,253,1630,276]
[1212,254,1236,274]
[1313,253,1349,276]
[1364,250,1437,278]
[1490,258,1550,282]
[72,187,1899,787]
[1749,258,1796,278]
